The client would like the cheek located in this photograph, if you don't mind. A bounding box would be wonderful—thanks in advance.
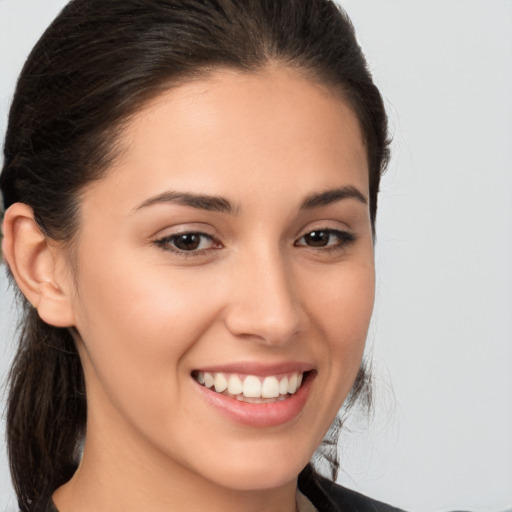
[71,249,222,413]
[75,246,217,342]
[306,259,375,387]
[310,258,375,340]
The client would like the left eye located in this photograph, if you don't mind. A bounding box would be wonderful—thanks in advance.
[295,229,355,248]
[155,232,219,253]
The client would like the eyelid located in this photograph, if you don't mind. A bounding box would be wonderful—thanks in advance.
[151,224,355,257]
[153,230,223,256]
[294,227,356,249]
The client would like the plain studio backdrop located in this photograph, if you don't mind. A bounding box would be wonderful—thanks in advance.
[1,1,511,511]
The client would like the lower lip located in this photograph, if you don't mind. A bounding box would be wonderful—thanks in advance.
[194,373,314,427]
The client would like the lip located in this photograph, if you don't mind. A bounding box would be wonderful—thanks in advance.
[194,361,314,376]
[193,369,315,427]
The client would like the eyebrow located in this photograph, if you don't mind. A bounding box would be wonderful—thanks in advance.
[133,191,237,214]
[300,186,367,210]
[133,185,367,215]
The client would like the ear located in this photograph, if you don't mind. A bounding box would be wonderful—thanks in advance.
[2,203,76,327]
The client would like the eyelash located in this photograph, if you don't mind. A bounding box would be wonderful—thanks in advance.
[153,232,221,257]
[294,229,356,252]
[153,228,356,257]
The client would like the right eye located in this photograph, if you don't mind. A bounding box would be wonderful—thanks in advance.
[153,232,222,255]
[294,228,356,250]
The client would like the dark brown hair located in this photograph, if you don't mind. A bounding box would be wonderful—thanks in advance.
[0,1,390,509]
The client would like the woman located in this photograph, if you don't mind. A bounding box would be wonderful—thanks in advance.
[0,1,394,511]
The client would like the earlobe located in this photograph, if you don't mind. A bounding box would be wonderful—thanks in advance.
[2,203,76,328]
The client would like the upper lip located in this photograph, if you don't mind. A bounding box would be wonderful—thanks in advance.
[193,361,315,376]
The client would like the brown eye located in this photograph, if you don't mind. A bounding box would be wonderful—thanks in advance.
[295,229,356,249]
[154,232,221,254]
[173,233,202,251]
[303,230,331,247]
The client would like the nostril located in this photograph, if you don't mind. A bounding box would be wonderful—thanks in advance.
[222,260,304,344]
[223,305,303,346]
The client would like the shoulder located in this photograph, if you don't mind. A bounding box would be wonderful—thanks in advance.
[298,465,405,512]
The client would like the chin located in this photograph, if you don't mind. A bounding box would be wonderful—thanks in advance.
[215,466,303,492]
[193,444,311,492]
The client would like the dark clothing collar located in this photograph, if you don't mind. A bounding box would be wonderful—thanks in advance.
[298,464,404,512]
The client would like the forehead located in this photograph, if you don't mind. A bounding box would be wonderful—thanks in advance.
[83,66,369,212]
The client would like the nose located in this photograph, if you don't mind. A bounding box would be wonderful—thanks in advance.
[223,249,305,346]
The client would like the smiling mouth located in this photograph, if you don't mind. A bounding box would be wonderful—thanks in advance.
[192,371,308,404]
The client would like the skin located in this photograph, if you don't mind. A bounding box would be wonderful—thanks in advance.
[3,66,374,512]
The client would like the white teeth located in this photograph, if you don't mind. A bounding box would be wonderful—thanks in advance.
[279,376,289,395]
[261,376,280,398]
[227,375,243,395]
[214,373,228,393]
[204,372,214,388]
[287,373,298,394]
[243,375,262,398]
[195,371,305,399]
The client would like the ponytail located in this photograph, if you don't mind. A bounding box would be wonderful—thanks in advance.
[6,302,85,511]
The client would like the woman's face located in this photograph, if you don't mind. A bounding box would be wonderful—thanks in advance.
[68,67,374,492]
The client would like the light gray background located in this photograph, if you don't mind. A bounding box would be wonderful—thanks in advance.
[1,1,511,510]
